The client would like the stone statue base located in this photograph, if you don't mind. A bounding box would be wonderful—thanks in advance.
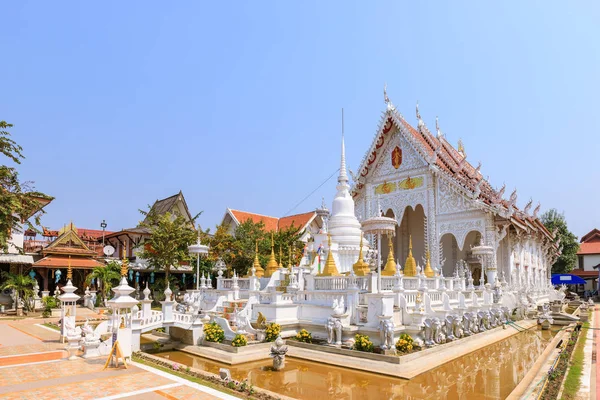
[273,358,285,371]
[382,349,397,356]
[81,340,102,358]
[66,336,81,360]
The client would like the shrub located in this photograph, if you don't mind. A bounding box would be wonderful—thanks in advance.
[395,333,415,353]
[204,322,225,343]
[353,334,374,352]
[232,334,248,347]
[295,329,312,343]
[265,322,281,342]
[42,296,58,309]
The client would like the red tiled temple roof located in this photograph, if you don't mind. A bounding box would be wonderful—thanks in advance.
[229,209,316,233]
[352,105,555,242]
[33,255,103,269]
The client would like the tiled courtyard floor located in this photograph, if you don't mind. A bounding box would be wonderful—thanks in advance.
[0,314,240,400]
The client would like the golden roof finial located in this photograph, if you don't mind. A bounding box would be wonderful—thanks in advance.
[287,246,292,269]
[320,233,340,276]
[67,255,73,280]
[353,233,370,276]
[382,235,397,276]
[404,235,417,277]
[424,250,435,278]
[253,239,265,278]
[120,246,128,277]
[265,232,279,277]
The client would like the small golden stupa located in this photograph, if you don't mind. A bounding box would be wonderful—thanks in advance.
[403,235,417,277]
[353,234,370,276]
[253,240,265,278]
[265,233,279,277]
[423,250,435,278]
[319,234,341,276]
[382,235,397,276]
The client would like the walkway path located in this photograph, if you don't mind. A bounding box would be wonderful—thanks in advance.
[0,316,239,400]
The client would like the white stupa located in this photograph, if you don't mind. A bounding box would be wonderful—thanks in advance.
[326,133,368,273]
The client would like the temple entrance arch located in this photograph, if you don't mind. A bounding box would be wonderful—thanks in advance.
[392,204,426,270]
[439,230,483,282]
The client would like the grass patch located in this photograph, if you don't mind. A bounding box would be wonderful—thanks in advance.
[42,322,61,331]
[561,322,589,399]
[131,355,247,397]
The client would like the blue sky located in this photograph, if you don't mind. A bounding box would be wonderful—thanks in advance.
[1,1,599,238]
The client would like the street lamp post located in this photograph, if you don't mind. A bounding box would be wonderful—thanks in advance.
[188,237,209,291]
[100,220,107,246]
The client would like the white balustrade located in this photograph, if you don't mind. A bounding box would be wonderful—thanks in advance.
[381,277,395,291]
[314,276,348,291]
[238,279,250,290]
[404,278,418,290]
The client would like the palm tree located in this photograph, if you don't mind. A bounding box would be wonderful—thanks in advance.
[85,261,121,305]
[0,271,36,311]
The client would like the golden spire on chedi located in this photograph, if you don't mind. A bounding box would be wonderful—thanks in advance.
[353,233,370,276]
[403,235,417,277]
[253,240,265,278]
[265,233,279,277]
[424,250,435,278]
[382,235,398,276]
[320,233,340,276]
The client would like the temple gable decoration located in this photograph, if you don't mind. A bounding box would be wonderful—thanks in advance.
[391,146,402,169]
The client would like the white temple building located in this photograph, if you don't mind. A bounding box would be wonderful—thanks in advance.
[345,94,558,288]
[83,91,564,357]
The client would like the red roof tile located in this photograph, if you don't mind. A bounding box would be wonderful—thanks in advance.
[33,255,103,269]
[581,229,600,243]
[229,210,316,233]
[279,212,315,231]
[577,242,600,255]
[230,210,279,232]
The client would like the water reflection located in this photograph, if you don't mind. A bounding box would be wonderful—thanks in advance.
[158,329,553,400]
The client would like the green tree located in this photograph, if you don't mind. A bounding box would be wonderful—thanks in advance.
[541,209,579,274]
[84,261,121,305]
[202,220,306,277]
[0,271,36,311]
[0,121,52,251]
[137,211,198,283]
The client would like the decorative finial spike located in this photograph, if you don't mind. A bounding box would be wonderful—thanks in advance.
[384,83,389,104]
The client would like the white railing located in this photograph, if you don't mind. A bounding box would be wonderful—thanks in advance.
[173,312,193,324]
[220,279,232,289]
[314,276,347,291]
[429,292,442,303]
[140,310,163,327]
[425,279,436,290]
[238,279,250,290]
[404,278,418,290]
[447,291,459,300]
[381,277,395,291]
[404,292,417,305]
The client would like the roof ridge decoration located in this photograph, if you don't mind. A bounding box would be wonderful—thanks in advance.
[44,225,93,254]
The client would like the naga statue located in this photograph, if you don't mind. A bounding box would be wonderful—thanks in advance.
[256,312,267,329]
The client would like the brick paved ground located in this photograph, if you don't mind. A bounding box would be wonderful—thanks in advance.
[0,313,239,400]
